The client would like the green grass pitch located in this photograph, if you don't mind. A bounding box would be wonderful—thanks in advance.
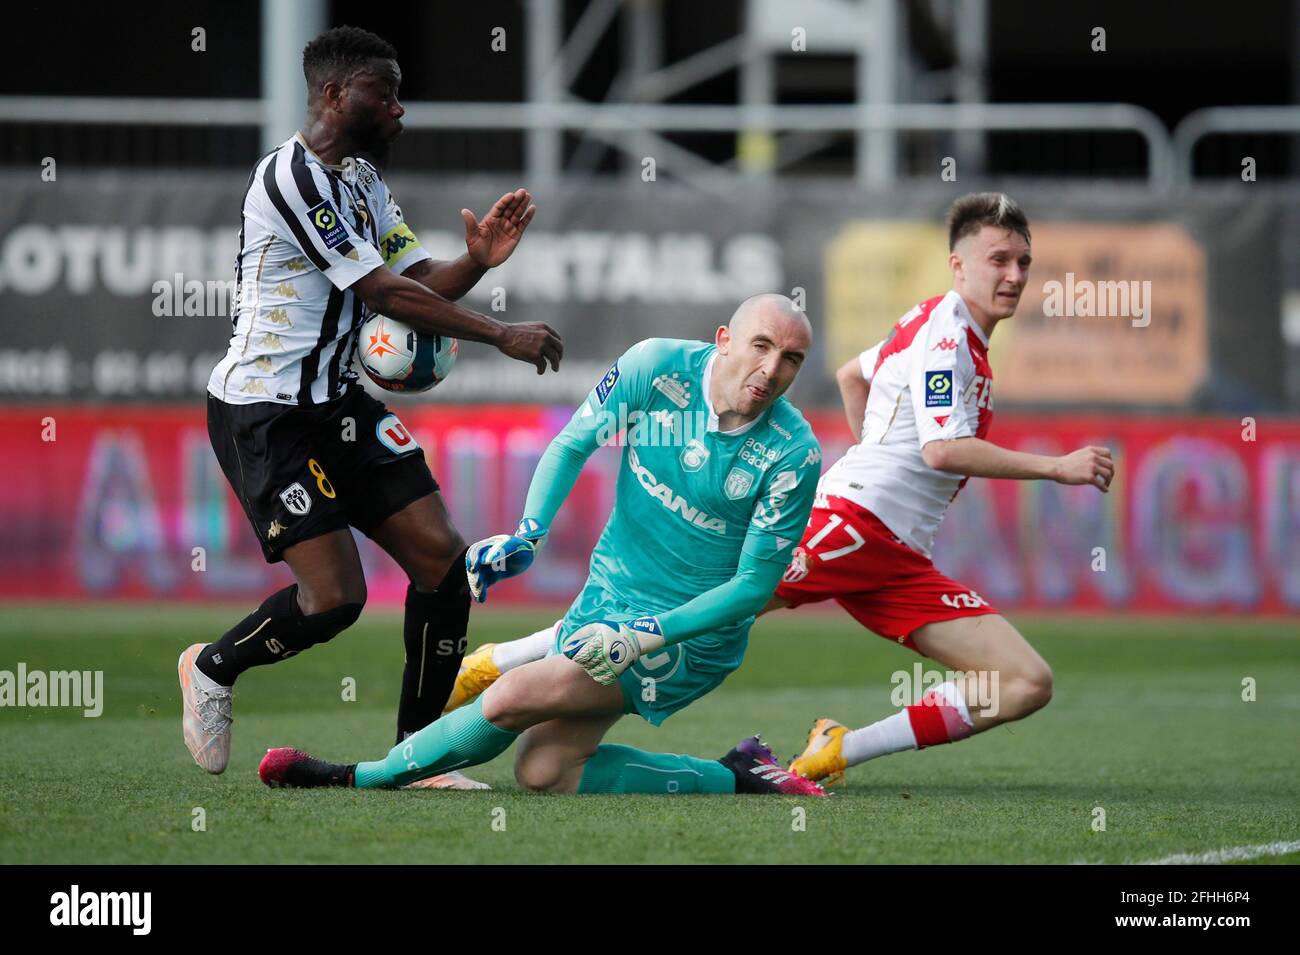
[1,604,1297,864]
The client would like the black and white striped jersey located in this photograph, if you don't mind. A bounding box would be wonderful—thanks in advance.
[208,133,432,405]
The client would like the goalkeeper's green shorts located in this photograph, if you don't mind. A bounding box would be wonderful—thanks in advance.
[550,582,750,726]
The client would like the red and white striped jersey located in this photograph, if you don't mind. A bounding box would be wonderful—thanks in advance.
[818,290,993,557]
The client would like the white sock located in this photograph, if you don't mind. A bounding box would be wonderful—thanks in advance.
[841,711,918,766]
[491,623,558,672]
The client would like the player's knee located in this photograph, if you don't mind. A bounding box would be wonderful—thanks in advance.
[1005,661,1053,718]
[513,752,566,793]
[298,579,367,615]
[480,675,537,731]
[299,599,365,649]
[409,540,469,594]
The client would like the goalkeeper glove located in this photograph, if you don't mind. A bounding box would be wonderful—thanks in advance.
[465,518,549,604]
[560,616,664,685]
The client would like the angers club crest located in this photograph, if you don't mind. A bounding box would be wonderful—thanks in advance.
[279,482,312,516]
[724,467,755,500]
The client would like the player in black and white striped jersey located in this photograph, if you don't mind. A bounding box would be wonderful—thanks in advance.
[183,26,562,785]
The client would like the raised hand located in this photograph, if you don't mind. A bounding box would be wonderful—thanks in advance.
[464,188,537,268]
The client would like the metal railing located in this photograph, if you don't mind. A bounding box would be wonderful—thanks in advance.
[2,95,1298,189]
[1172,106,1300,187]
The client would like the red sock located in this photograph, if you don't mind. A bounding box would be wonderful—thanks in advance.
[905,687,975,749]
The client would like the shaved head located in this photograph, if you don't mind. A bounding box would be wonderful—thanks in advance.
[711,293,813,427]
[729,293,812,340]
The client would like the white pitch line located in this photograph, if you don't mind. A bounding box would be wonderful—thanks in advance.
[1136,839,1300,865]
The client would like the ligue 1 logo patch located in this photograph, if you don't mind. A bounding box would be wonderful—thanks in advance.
[924,369,954,408]
[595,361,620,405]
[307,199,348,250]
[279,482,312,516]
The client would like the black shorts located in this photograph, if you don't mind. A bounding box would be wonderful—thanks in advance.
[208,386,439,562]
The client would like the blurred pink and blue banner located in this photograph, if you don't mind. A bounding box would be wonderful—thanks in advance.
[2,406,1297,614]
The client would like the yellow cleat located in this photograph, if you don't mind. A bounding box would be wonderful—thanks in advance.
[789,718,848,786]
[442,643,500,714]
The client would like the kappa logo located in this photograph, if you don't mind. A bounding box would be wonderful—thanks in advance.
[267,520,286,539]
[376,413,419,455]
[381,224,418,264]
[801,447,822,468]
[932,337,958,351]
[724,467,755,500]
[679,438,709,472]
[279,483,311,516]
[649,409,676,433]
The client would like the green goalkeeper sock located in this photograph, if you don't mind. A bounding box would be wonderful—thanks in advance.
[577,744,736,794]
[354,697,518,789]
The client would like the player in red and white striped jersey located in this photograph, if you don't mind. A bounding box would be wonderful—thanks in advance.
[770,193,1115,784]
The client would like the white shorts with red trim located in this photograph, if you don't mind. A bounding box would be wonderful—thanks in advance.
[774,495,997,650]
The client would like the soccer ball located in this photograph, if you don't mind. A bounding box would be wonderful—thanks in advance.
[357,313,458,393]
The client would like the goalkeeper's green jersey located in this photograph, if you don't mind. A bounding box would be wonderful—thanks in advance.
[524,337,821,652]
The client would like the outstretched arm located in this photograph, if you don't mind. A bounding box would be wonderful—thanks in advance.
[654,551,787,646]
[921,437,1114,492]
[519,407,603,530]
[464,405,601,604]
[466,344,660,603]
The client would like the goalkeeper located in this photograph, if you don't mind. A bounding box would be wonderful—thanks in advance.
[259,294,825,796]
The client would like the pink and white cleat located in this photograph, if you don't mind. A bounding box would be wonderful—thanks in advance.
[719,736,828,796]
[178,643,232,774]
